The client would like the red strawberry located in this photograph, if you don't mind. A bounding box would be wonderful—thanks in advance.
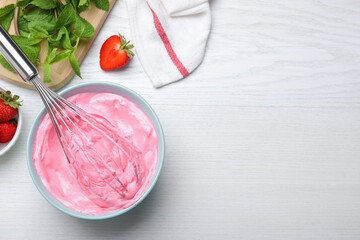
[100,34,135,71]
[0,91,21,122]
[0,120,17,143]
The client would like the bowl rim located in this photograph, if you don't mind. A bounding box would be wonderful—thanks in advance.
[0,88,23,157]
[26,82,165,220]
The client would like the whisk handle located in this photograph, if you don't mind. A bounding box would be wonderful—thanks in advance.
[0,25,38,82]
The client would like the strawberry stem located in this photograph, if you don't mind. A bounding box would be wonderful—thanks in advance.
[118,33,135,58]
[0,91,22,108]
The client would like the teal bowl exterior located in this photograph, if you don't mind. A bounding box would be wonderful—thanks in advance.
[26,82,165,220]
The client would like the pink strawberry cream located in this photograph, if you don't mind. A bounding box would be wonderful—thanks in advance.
[32,92,158,215]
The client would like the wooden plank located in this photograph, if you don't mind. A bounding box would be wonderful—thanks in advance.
[1,0,360,239]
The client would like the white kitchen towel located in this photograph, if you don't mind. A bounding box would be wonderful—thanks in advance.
[126,0,211,88]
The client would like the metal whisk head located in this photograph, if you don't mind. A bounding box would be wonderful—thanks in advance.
[31,76,141,207]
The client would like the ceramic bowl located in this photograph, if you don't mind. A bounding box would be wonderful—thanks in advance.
[0,87,23,156]
[27,82,165,220]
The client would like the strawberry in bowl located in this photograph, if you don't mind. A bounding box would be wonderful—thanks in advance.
[0,88,22,156]
[0,120,18,143]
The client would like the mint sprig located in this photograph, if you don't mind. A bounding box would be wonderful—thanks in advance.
[0,0,110,82]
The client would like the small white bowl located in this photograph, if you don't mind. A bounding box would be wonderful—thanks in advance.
[0,87,23,156]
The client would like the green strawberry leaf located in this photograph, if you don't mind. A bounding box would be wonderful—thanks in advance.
[8,102,19,108]
[0,91,22,108]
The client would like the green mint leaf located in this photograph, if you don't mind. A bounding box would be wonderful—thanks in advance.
[43,62,52,83]
[17,0,32,7]
[93,0,109,11]
[73,14,94,39]
[48,26,73,49]
[79,0,89,7]
[77,0,91,12]
[29,26,49,39]
[69,50,81,78]
[50,49,72,64]
[24,7,56,33]
[18,13,30,36]
[0,35,41,72]
[45,47,58,64]
[70,0,79,7]
[49,27,66,42]
[69,0,90,12]
[55,4,76,29]
[0,55,16,72]
[59,27,72,49]
[77,0,91,13]
[28,39,43,45]
[0,4,15,18]
[0,4,15,31]
[29,0,57,10]
[43,46,57,83]
[12,36,41,64]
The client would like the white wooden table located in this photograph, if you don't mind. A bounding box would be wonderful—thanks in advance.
[1,0,360,239]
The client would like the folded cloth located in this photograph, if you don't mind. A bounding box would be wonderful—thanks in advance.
[126,0,211,88]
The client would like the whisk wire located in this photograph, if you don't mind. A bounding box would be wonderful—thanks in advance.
[32,77,127,196]
[31,76,130,196]
[32,78,72,163]
[35,78,140,183]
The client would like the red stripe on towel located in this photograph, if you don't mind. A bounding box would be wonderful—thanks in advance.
[148,4,189,77]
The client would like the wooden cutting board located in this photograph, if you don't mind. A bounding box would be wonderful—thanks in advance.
[0,0,116,90]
